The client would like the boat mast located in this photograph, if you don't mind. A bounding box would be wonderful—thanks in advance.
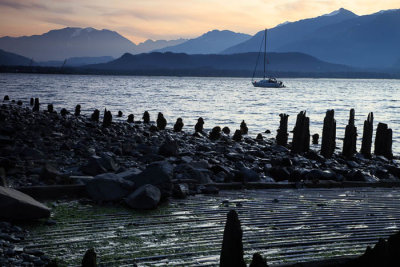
[263,29,267,79]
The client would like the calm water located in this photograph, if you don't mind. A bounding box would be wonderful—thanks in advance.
[1,73,400,153]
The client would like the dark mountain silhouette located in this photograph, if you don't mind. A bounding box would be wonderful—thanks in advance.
[0,49,33,66]
[222,8,358,54]
[222,8,400,68]
[38,56,114,67]
[136,39,188,54]
[275,9,400,68]
[86,52,353,73]
[155,30,251,54]
[0,27,134,61]
[0,27,186,61]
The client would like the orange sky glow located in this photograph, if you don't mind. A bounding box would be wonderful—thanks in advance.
[0,0,398,43]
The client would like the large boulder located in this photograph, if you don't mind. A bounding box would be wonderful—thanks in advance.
[124,161,173,198]
[158,139,179,157]
[238,167,260,182]
[81,153,118,176]
[174,163,213,184]
[0,186,50,220]
[125,184,161,210]
[86,173,135,201]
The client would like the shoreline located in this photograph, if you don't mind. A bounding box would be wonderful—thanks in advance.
[1,66,400,79]
[1,97,399,191]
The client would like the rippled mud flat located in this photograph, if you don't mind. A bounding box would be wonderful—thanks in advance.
[21,188,400,266]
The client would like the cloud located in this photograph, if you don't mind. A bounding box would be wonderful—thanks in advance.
[0,0,47,10]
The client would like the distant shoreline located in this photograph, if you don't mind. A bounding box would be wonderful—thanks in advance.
[1,65,399,79]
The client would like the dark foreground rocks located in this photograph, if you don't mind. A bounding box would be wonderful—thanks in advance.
[1,100,400,210]
[0,186,50,220]
[0,221,53,266]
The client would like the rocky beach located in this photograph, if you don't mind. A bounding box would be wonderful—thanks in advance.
[2,96,400,266]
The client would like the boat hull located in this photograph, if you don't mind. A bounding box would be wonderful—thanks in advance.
[252,80,284,88]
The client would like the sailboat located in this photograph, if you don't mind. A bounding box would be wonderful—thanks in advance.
[252,29,284,88]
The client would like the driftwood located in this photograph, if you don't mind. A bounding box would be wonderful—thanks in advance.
[321,109,336,158]
[342,109,357,158]
[276,113,289,146]
[291,111,310,153]
[361,112,373,158]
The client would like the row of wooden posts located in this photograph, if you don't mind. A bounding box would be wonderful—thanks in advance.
[277,109,393,160]
[13,97,393,160]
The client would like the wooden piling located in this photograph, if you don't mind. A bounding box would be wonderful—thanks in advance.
[143,111,150,123]
[220,210,246,267]
[91,109,100,122]
[342,109,357,158]
[102,109,112,127]
[321,109,336,158]
[74,105,81,116]
[291,111,310,153]
[374,122,393,159]
[276,113,289,146]
[361,112,373,158]
[32,98,40,112]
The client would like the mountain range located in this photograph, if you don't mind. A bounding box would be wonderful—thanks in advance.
[86,51,352,74]
[222,8,400,68]
[0,27,187,61]
[0,8,399,70]
[155,30,251,54]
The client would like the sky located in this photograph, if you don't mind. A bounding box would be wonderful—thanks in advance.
[0,0,398,44]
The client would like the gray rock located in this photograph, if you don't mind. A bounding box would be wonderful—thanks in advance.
[173,183,189,199]
[81,153,118,176]
[125,184,161,209]
[117,168,142,180]
[124,161,173,198]
[238,167,260,182]
[80,155,107,176]
[0,186,50,220]
[86,173,135,201]
[158,139,179,157]
[175,164,213,184]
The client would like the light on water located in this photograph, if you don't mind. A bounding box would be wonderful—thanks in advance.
[1,73,400,153]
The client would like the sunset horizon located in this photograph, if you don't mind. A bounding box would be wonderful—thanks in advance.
[0,0,398,43]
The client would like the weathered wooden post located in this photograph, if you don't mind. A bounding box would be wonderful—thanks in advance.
[102,109,112,127]
[291,111,310,153]
[232,130,242,142]
[117,111,123,117]
[220,210,246,267]
[127,114,134,123]
[47,104,54,113]
[209,126,222,140]
[157,112,167,130]
[195,117,204,133]
[91,109,100,122]
[222,127,230,135]
[32,98,40,112]
[321,109,336,158]
[74,104,81,116]
[276,113,289,146]
[342,109,357,158]
[361,112,373,158]
[3,95,9,101]
[240,120,248,135]
[312,133,319,144]
[374,122,393,159]
[173,118,184,132]
[30,98,34,106]
[143,111,150,123]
